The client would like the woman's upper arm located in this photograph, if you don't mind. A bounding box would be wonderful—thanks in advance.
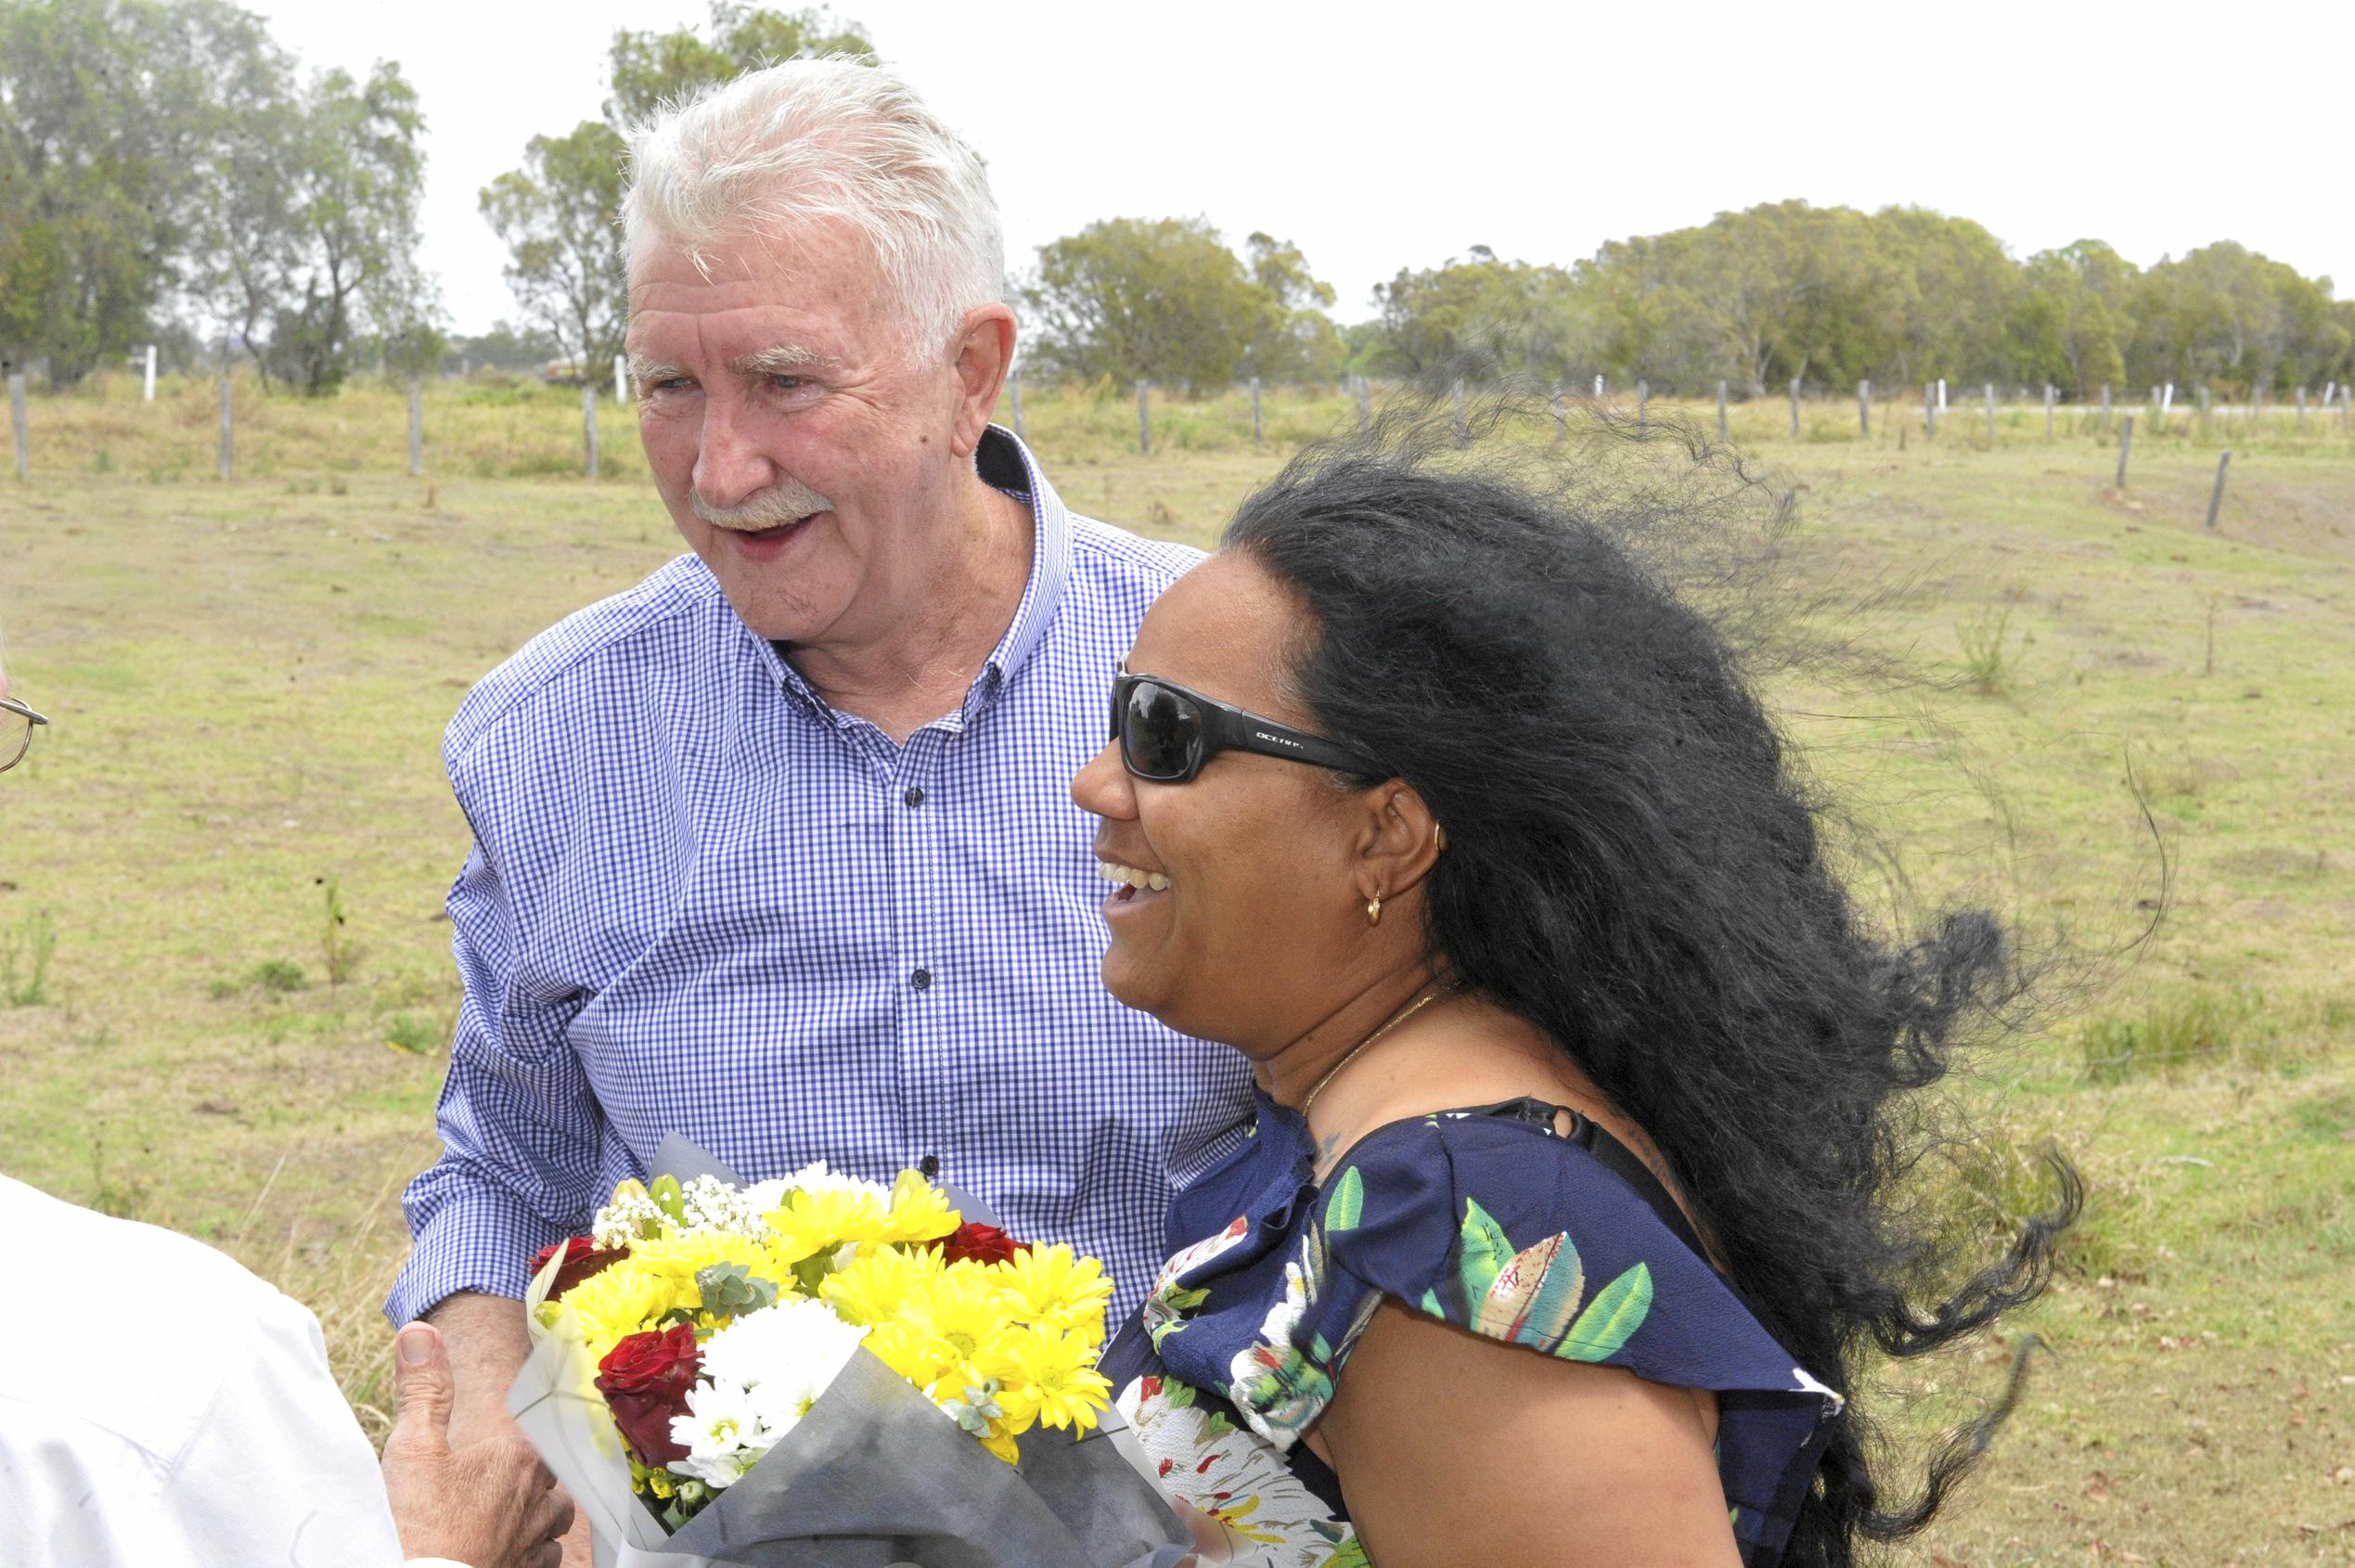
[1315,1299,1740,1568]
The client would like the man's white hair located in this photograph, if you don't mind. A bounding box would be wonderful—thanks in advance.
[624,57,1005,356]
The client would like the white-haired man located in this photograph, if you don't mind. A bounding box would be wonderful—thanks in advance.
[387,57,1254,1539]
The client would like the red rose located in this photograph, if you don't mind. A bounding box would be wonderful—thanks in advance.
[595,1324,701,1468]
[936,1221,1027,1266]
[531,1236,628,1300]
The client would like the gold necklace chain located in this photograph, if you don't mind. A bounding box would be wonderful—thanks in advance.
[1301,981,1458,1117]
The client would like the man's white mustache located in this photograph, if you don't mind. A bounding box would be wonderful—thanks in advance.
[692,480,834,531]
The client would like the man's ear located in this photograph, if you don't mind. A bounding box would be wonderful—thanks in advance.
[1352,783,1442,906]
[948,305,1018,457]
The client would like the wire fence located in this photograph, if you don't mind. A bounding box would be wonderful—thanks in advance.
[8,357,2355,489]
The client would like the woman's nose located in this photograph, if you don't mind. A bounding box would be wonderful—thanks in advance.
[1072,739,1136,818]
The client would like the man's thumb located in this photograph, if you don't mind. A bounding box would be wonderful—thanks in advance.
[388,1321,454,1451]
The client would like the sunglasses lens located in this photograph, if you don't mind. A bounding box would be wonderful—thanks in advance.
[1121,680,1200,779]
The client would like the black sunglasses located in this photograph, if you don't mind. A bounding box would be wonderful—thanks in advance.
[1112,664,1380,783]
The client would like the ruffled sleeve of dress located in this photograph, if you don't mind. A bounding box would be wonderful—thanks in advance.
[1223,1103,1847,1565]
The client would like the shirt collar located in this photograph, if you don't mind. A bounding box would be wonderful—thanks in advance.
[972,423,1072,688]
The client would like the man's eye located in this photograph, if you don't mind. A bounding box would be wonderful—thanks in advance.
[767,374,808,391]
[645,377,693,394]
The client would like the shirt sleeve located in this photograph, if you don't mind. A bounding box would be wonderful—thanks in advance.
[165,1291,411,1567]
[386,748,610,1326]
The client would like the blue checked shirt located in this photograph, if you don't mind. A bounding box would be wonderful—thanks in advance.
[388,429,1255,1328]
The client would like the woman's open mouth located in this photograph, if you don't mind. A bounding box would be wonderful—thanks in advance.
[1097,858,1171,909]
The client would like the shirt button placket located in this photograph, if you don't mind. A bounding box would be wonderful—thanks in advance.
[895,738,940,1172]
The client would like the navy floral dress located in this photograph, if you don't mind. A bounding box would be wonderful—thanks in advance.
[1101,1089,1845,1567]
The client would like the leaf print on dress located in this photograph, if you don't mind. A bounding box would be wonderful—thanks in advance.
[1454,1198,1516,1303]
[1228,1224,1330,1443]
[1552,1262,1653,1363]
[1143,1214,1252,1349]
[1228,1222,1381,1448]
[1471,1230,1584,1347]
[1439,1201,1656,1361]
[1323,1166,1365,1232]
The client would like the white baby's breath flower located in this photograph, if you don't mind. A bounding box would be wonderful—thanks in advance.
[677,1173,769,1235]
[590,1189,661,1251]
[668,1379,774,1490]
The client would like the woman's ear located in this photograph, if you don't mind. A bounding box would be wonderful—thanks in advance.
[1352,783,1442,906]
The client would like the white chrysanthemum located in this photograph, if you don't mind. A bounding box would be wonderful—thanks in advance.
[699,1296,869,1433]
[740,1176,792,1214]
[782,1158,892,1202]
[668,1379,775,1490]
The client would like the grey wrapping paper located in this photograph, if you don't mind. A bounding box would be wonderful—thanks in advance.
[509,1137,1195,1568]
[660,1347,1189,1568]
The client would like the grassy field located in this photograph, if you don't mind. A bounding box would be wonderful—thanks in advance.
[2,375,2349,1564]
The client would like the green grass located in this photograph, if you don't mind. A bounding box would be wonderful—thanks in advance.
[2,376,2350,1562]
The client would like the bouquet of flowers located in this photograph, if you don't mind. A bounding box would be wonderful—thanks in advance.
[505,1137,1193,1568]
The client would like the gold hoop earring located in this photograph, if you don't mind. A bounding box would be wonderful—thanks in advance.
[1434,824,1448,851]
[1366,893,1383,927]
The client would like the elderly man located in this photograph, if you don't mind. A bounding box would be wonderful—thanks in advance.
[388,56,1254,1507]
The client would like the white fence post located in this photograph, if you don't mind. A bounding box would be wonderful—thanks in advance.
[1859,379,1871,437]
[407,379,424,476]
[217,376,233,480]
[583,383,599,479]
[143,344,157,403]
[1009,370,1024,441]
[1717,379,1728,444]
[1136,381,1150,456]
[1250,376,1263,446]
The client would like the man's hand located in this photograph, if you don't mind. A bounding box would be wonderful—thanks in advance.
[383,1321,575,1568]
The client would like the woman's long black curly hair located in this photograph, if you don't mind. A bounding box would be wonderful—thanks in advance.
[1222,411,2080,1566]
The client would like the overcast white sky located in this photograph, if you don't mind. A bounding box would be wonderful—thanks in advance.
[246,0,2355,338]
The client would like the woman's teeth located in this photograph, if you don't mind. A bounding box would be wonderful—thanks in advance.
[1096,860,1171,893]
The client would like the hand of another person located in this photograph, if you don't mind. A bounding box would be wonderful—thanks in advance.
[382,1321,575,1568]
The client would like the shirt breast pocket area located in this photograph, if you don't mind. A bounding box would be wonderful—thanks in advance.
[564,809,894,1076]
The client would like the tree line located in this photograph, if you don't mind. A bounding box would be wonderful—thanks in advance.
[6,0,2349,404]
[1,0,434,392]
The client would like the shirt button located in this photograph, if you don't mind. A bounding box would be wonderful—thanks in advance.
[910,968,933,992]
[903,785,926,808]
[919,1153,941,1179]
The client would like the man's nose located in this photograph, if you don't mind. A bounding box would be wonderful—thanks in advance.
[690,393,777,510]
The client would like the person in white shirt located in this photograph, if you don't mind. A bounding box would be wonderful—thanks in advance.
[0,659,572,1568]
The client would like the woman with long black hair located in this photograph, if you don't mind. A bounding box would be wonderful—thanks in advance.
[1075,421,2078,1567]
